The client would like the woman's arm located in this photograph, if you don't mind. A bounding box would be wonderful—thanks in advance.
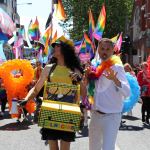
[25,64,53,101]
[80,74,88,99]
[70,70,88,103]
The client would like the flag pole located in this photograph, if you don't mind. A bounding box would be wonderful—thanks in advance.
[51,0,53,43]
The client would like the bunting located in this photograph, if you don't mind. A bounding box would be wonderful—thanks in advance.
[93,4,106,41]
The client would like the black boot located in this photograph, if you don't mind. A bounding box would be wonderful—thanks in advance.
[146,115,149,124]
[142,115,145,122]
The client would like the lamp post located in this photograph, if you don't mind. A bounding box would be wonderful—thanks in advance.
[17,3,32,5]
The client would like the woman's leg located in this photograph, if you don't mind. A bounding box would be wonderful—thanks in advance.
[60,140,70,150]
[48,140,59,150]
[83,108,88,126]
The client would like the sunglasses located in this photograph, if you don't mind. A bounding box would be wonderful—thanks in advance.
[55,44,61,47]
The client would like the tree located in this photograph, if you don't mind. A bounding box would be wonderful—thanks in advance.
[60,0,134,41]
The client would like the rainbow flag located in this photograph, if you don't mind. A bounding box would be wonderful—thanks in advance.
[84,33,94,51]
[44,27,52,55]
[42,26,52,44]
[28,17,41,41]
[114,33,122,53]
[84,33,94,58]
[79,40,86,54]
[88,9,95,40]
[93,4,106,41]
[53,0,67,21]
[51,30,57,44]
[111,34,119,43]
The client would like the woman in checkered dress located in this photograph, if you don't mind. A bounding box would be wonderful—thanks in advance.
[20,36,87,150]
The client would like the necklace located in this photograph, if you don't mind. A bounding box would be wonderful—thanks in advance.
[90,55,123,79]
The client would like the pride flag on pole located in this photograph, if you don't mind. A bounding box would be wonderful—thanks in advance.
[93,4,106,41]
[53,0,67,21]
[88,9,95,40]
[51,30,57,44]
[84,33,94,58]
[44,26,52,55]
[28,17,41,41]
[42,26,52,44]
[111,34,119,43]
[114,33,123,53]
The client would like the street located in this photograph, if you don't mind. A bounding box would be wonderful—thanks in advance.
[0,103,150,150]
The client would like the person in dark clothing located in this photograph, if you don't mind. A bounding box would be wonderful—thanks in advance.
[137,62,150,124]
[0,80,7,117]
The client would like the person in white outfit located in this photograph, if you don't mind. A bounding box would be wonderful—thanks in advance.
[86,38,130,150]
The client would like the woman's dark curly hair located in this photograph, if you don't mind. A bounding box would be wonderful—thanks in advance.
[50,42,84,74]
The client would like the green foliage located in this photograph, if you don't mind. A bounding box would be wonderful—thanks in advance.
[61,0,134,41]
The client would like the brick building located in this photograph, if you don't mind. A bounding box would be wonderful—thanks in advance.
[129,0,150,65]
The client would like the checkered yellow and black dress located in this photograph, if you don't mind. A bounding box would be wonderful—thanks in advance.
[40,65,79,142]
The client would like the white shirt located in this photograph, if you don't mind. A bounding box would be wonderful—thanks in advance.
[92,64,130,113]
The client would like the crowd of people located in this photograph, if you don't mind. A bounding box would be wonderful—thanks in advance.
[0,36,150,150]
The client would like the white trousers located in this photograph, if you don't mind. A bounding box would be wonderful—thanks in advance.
[89,111,121,150]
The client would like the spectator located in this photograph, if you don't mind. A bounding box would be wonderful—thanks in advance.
[137,62,150,124]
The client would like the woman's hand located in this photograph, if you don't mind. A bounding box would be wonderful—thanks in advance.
[18,98,28,106]
[69,72,82,84]
[84,66,92,76]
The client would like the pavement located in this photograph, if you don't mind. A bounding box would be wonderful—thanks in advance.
[0,102,150,150]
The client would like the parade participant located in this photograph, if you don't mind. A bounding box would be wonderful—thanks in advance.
[33,61,44,122]
[34,61,43,83]
[124,63,136,116]
[124,63,136,77]
[0,79,7,117]
[137,62,150,124]
[86,38,130,150]
[20,36,86,150]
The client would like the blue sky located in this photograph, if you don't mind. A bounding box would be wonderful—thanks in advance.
[17,0,63,36]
